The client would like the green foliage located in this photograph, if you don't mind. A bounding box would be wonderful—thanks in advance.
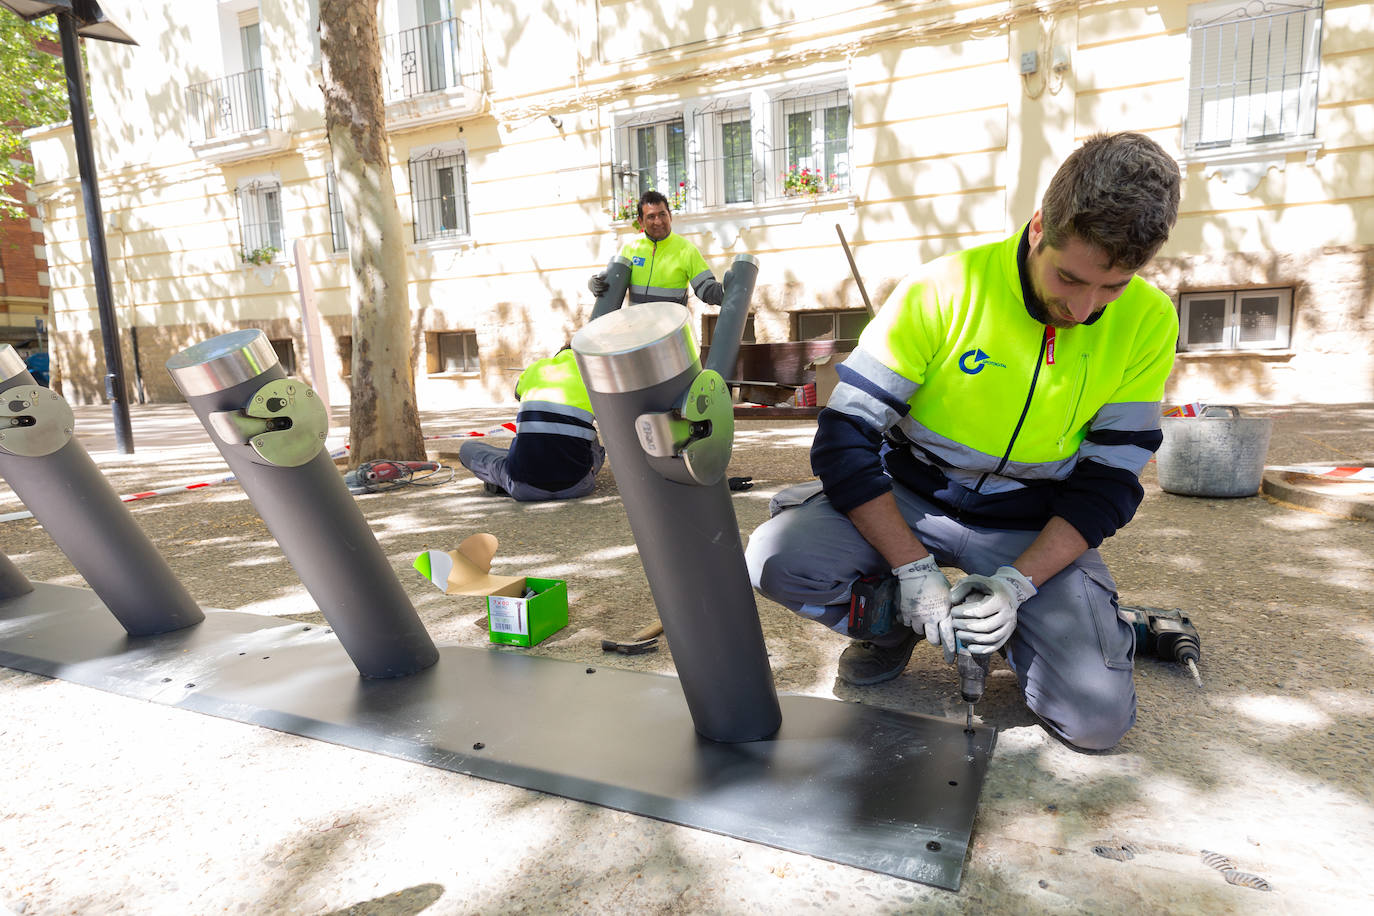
[241,245,279,266]
[0,15,68,216]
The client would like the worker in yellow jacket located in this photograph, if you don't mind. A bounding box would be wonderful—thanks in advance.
[588,189,723,308]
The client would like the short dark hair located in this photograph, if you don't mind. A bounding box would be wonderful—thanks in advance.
[1040,132,1181,271]
[637,189,670,222]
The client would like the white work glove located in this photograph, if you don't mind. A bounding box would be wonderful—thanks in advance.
[588,271,609,296]
[892,556,954,655]
[949,566,1037,655]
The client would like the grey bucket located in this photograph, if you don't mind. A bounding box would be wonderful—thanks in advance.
[1156,406,1274,498]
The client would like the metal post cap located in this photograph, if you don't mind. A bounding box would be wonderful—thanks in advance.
[166,329,279,397]
[573,303,698,394]
[0,344,26,380]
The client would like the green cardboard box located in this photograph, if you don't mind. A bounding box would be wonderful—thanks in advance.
[486,577,568,647]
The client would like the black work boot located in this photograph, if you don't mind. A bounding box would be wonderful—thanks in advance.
[837,625,919,686]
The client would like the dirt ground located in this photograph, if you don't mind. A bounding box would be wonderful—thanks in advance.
[2,402,1372,914]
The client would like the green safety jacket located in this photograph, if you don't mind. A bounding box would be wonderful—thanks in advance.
[617,233,723,306]
[504,349,598,491]
[813,227,1177,547]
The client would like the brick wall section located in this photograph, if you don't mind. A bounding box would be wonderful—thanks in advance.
[0,175,50,304]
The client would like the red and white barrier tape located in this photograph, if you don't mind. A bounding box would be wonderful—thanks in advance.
[0,474,238,524]
[1,423,518,523]
[1266,465,1374,481]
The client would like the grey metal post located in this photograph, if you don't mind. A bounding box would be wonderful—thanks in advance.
[703,257,758,379]
[0,345,203,635]
[573,254,780,743]
[0,550,34,600]
[166,330,438,679]
[590,255,632,320]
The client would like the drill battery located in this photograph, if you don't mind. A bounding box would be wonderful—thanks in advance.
[848,573,900,640]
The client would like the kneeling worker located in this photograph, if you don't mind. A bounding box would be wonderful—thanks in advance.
[458,348,604,501]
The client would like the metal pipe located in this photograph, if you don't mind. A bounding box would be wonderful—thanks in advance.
[0,345,203,635]
[573,258,780,743]
[57,11,134,454]
[0,550,34,600]
[165,330,438,679]
[702,254,757,379]
[590,255,631,320]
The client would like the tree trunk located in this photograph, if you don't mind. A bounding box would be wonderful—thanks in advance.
[318,0,424,467]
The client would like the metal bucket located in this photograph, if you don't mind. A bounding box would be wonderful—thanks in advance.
[1156,406,1274,498]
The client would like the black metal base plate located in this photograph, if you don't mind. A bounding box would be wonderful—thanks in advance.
[0,584,995,889]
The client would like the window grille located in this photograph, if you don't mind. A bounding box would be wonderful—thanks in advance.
[326,168,348,252]
[1185,0,1323,151]
[693,102,754,208]
[409,150,470,242]
[236,180,283,259]
[768,88,851,201]
[1178,289,1293,351]
[794,309,870,342]
[428,330,480,374]
[614,116,687,219]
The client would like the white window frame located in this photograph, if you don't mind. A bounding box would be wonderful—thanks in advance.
[1183,0,1323,157]
[235,176,284,260]
[766,80,852,201]
[608,72,853,219]
[325,167,348,252]
[1178,288,1293,352]
[408,143,471,243]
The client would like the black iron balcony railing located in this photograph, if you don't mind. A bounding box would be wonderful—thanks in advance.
[185,69,279,141]
[381,15,484,102]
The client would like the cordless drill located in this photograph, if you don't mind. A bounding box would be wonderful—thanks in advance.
[1118,605,1203,687]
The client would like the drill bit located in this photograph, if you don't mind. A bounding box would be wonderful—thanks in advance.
[1186,658,1202,688]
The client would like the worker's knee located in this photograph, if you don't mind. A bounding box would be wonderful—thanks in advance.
[1025,674,1136,751]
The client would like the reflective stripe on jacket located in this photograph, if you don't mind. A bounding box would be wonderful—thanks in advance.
[813,227,1177,547]
[617,233,723,306]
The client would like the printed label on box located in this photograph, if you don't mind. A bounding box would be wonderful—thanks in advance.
[488,596,528,635]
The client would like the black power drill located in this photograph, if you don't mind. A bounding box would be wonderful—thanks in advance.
[1118,605,1203,687]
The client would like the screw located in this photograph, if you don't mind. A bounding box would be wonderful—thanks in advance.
[926,841,941,851]
[472,742,485,750]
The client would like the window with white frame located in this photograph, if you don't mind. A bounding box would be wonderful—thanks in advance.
[326,168,348,252]
[693,99,755,209]
[1178,288,1293,351]
[426,330,480,374]
[409,147,470,242]
[768,85,851,199]
[1185,0,1323,154]
[611,79,853,219]
[236,178,283,260]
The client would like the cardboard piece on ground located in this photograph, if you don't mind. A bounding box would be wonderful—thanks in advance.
[807,353,841,406]
[412,533,527,597]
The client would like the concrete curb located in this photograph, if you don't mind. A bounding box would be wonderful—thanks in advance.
[1261,470,1374,520]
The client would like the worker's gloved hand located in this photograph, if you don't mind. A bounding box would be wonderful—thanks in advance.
[892,556,954,655]
[949,566,1036,655]
[588,271,609,296]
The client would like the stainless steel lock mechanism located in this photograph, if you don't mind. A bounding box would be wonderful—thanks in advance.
[633,368,734,486]
[0,387,75,458]
[208,378,328,467]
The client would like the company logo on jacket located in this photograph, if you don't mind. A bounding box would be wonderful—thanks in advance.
[958,348,1007,375]
[632,256,646,266]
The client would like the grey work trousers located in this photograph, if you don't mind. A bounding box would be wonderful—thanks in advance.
[458,438,605,502]
[744,480,1137,750]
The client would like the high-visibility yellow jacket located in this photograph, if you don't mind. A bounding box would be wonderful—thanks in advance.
[505,349,598,490]
[617,233,723,306]
[814,227,1177,547]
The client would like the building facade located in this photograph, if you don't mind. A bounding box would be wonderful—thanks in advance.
[28,0,1374,409]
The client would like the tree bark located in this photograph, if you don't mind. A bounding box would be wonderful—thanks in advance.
[318,0,424,467]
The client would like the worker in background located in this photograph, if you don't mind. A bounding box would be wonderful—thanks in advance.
[745,132,1182,751]
[588,189,724,308]
[458,348,604,501]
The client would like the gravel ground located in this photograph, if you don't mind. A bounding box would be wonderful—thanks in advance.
[2,401,1372,915]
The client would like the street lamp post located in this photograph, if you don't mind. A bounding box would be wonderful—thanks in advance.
[1,1,136,453]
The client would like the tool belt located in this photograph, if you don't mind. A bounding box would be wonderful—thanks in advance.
[847,573,899,640]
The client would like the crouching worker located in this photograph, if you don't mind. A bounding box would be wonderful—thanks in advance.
[745,132,1182,751]
[459,348,605,501]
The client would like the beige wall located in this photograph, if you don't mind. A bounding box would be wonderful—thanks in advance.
[30,0,1374,410]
